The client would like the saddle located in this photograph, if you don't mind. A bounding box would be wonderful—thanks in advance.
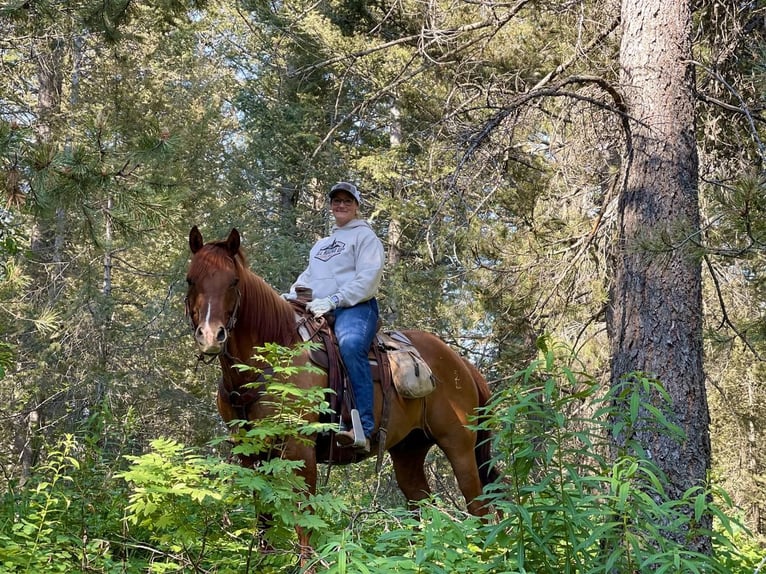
[291,300,392,428]
[290,299,434,463]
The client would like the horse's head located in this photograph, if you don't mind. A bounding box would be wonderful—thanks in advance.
[185,226,242,356]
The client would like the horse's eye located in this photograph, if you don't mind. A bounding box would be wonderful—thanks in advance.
[186,277,193,286]
[231,278,239,287]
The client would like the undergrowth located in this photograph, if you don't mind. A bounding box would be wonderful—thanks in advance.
[0,341,761,573]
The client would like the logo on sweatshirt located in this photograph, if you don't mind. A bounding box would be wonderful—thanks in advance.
[315,239,346,262]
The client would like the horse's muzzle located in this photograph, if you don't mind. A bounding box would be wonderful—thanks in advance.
[195,323,228,355]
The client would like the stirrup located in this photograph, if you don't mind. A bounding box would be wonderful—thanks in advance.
[336,409,367,448]
[350,409,365,447]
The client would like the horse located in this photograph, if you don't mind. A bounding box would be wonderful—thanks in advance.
[184,225,499,566]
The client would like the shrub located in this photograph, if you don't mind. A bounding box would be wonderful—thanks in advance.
[475,340,758,573]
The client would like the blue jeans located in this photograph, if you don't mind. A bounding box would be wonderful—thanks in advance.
[334,298,378,438]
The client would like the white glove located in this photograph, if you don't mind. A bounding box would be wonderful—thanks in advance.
[306,296,336,317]
[281,292,296,300]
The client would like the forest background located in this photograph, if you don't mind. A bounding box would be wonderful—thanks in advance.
[1,0,766,572]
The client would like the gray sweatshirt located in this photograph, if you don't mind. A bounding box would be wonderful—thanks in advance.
[291,219,385,307]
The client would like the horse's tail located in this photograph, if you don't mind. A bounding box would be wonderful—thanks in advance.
[461,357,501,487]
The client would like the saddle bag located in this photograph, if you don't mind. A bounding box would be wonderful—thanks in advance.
[379,332,435,399]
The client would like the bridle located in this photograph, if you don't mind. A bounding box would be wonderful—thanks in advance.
[185,286,242,364]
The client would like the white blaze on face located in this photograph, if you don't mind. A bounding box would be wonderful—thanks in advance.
[195,298,226,353]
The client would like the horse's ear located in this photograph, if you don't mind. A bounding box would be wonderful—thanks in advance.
[189,226,204,253]
[225,228,240,256]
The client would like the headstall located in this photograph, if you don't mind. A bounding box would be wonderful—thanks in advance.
[185,287,242,365]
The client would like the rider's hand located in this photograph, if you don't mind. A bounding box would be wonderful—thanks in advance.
[306,296,336,317]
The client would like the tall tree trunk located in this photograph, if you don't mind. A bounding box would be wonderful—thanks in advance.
[609,0,711,553]
[18,37,66,483]
[387,105,403,268]
[383,104,404,326]
[30,36,66,284]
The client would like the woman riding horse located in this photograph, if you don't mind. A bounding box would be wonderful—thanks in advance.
[185,225,499,568]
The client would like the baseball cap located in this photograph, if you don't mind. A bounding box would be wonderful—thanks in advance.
[329,181,362,204]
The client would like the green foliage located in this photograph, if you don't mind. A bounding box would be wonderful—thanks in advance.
[0,435,80,573]
[299,343,759,573]
[226,341,335,458]
[119,342,342,572]
[0,430,138,573]
[311,505,496,573]
[121,438,302,572]
[475,342,757,573]
[1,0,765,564]
[0,344,760,573]
[0,341,12,379]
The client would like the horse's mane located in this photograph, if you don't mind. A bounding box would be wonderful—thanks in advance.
[193,240,299,348]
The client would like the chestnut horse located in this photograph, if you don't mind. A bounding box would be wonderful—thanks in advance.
[185,226,498,562]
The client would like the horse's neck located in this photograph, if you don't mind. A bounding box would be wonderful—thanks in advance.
[229,271,297,363]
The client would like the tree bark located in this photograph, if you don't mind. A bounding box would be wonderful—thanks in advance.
[19,37,66,484]
[609,0,711,553]
[387,105,403,268]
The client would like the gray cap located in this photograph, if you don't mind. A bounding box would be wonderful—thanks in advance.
[330,181,361,204]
